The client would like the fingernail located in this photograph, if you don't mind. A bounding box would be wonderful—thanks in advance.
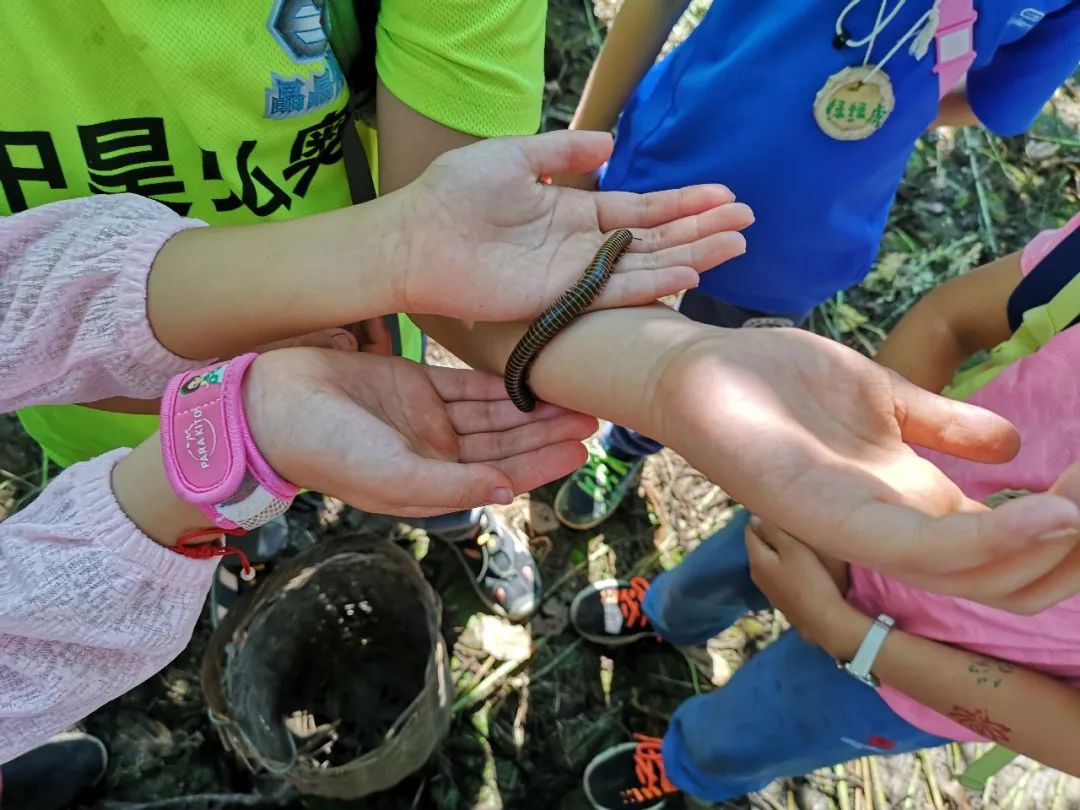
[1036,526,1080,543]
[493,487,514,505]
[748,515,762,531]
[332,334,354,351]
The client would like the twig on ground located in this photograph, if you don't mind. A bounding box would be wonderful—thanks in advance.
[868,757,889,810]
[920,749,945,810]
[835,764,852,810]
[453,647,539,714]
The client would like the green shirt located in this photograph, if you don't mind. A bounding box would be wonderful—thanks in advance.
[0,0,545,467]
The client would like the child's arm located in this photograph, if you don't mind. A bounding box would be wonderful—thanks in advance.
[873,251,1022,392]
[571,0,692,134]
[929,86,981,129]
[746,521,1080,777]
[834,620,1079,775]
[552,0,691,189]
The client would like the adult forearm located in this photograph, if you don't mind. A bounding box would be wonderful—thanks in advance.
[418,306,708,437]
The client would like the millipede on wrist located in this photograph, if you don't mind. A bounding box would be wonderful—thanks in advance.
[504,228,635,412]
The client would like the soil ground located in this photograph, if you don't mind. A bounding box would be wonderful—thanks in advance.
[2,2,1078,808]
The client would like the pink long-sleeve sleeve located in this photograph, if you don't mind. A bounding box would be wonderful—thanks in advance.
[0,451,217,762]
[0,195,218,762]
[0,193,207,412]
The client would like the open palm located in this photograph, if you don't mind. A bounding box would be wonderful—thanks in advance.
[244,348,597,518]
[398,130,754,321]
[659,328,1080,613]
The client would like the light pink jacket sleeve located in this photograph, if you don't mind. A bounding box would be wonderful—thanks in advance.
[0,193,208,412]
[0,194,218,763]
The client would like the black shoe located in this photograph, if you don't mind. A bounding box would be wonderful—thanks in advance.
[570,577,659,646]
[426,507,542,623]
[583,735,679,810]
[0,732,107,810]
[555,443,643,530]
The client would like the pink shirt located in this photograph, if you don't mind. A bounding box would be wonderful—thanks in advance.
[848,212,1080,740]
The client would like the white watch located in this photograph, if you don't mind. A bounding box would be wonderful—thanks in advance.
[839,613,894,687]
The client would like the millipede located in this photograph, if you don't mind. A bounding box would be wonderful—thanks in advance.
[504,228,635,412]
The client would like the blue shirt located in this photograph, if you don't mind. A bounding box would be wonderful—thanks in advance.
[600,1,1080,315]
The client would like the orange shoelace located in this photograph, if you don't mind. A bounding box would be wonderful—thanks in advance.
[620,734,677,805]
[616,576,652,630]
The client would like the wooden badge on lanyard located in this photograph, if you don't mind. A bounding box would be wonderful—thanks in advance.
[814,0,976,141]
[814,65,895,140]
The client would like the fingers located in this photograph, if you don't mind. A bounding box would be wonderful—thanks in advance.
[447,398,578,434]
[257,327,358,353]
[991,543,1080,615]
[488,440,591,494]
[835,491,1080,584]
[744,522,779,571]
[747,516,797,552]
[919,536,1079,609]
[890,371,1021,463]
[509,130,615,179]
[352,318,394,355]
[623,202,754,260]
[425,365,509,402]
[458,413,596,462]
[594,185,737,232]
[748,517,824,570]
[386,441,591,517]
[393,455,516,513]
[593,266,701,309]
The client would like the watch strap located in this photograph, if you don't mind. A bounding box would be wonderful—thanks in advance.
[843,613,895,686]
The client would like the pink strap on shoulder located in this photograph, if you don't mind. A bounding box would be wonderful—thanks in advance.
[161,353,299,531]
[934,0,978,99]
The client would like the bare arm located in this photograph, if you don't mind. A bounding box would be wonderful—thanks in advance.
[375,78,500,350]
[571,0,692,134]
[929,87,982,129]
[874,251,1021,391]
[375,79,482,193]
[747,521,1080,777]
[549,0,691,190]
[825,609,1080,775]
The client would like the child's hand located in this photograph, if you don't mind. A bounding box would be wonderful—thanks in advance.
[745,517,865,656]
[395,130,751,321]
[243,348,598,517]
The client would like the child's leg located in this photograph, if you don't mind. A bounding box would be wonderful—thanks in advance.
[642,510,769,646]
[664,629,948,802]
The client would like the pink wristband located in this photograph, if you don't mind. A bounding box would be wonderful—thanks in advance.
[160,353,299,531]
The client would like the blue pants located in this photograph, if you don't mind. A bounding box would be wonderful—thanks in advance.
[605,292,805,458]
[644,511,949,802]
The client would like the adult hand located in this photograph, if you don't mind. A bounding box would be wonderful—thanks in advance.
[244,348,596,517]
[394,130,753,320]
[655,327,1080,612]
